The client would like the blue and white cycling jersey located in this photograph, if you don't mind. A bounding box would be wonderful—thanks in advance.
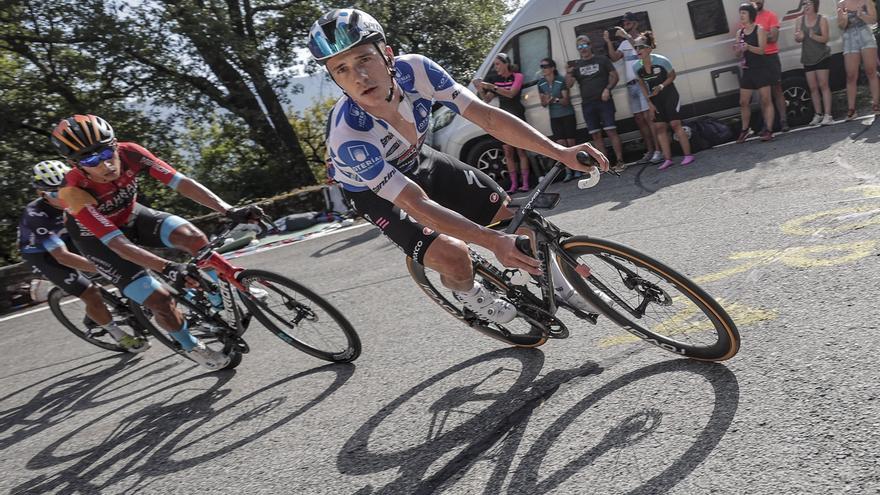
[326,54,480,201]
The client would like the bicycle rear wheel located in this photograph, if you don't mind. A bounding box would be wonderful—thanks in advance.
[406,258,548,348]
[48,287,138,353]
[557,236,740,361]
[237,269,361,363]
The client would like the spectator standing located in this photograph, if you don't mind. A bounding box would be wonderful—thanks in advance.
[837,0,879,118]
[537,58,581,182]
[474,53,531,192]
[753,0,789,132]
[632,33,695,171]
[735,3,776,142]
[605,12,662,165]
[795,0,834,125]
[566,34,627,172]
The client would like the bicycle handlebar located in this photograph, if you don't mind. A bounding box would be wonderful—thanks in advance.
[503,151,615,234]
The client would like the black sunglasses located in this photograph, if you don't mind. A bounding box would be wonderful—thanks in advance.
[540,64,553,68]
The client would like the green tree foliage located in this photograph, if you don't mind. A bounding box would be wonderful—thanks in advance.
[290,98,338,184]
[0,18,179,265]
[354,0,517,81]
[181,116,282,203]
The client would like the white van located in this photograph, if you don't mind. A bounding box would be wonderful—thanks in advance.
[429,0,845,183]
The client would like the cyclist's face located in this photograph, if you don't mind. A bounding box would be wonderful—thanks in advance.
[327,43,394,106]
[79,148,121,183]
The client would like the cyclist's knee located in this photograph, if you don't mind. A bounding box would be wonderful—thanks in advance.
[424,235,471,281]
[163,217,207,254]
[79,285,103,305]
[124,274,166,306]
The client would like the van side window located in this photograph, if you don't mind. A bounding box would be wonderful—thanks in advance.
[688,0,729,39]
[573,12,652,58]
[485,27,551,86]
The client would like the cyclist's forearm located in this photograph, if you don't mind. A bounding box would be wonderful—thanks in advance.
[107,236,170,273]
[464,102,566,162]
[395,184,504,251]
[50,248,96,272]
[176,178,233,214]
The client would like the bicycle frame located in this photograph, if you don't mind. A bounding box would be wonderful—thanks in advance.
[185,219,275,336]
[501,161,600,323]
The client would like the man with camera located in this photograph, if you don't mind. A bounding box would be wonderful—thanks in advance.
[566,34,626,172]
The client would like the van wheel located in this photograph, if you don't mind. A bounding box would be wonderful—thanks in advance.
[466,139,509,188]
[782,75,813,127]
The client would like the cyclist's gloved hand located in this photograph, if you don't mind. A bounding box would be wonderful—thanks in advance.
[226,205,264,224]
[162,262,200,290]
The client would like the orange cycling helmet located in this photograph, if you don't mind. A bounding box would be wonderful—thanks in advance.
[50,114,115,159]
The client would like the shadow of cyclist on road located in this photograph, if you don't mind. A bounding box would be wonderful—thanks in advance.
[12,363,354,494]
[340,352,738,495]
[0,353,179,453]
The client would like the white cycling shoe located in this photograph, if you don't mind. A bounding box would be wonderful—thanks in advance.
[187,342,231,371]
[454,284,517,324]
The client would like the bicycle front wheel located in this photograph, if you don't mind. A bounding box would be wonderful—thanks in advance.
[237,269,361,362]
[557,236,740,361]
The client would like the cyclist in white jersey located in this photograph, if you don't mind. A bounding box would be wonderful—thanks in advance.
[310,8,609,323]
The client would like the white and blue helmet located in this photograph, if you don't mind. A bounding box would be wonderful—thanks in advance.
[308,8,386,64]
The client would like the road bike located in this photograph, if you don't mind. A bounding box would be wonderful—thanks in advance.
[126,218,362,369]
[408,153,740,361]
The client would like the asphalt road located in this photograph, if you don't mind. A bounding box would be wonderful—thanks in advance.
[2,117,879,494]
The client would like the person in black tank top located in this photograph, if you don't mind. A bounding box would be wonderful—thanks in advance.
[734,3,776,143]
[473,53,532,193]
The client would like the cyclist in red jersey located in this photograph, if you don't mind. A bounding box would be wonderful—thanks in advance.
[52,114,263,370]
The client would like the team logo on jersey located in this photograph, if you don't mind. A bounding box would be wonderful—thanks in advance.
[489,192,500,203]
[345,103,374,131]
[415,101,431,133]
[380,133,394,146]
[425,60,453,90]
[395,61,415,90]
[423,227,433,236]
[348,144,369,162]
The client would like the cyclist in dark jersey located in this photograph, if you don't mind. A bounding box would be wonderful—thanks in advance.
[51,114,263,370]
[18,160,149,352]
[310,9,609,324]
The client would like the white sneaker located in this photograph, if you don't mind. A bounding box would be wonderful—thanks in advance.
[650,150,664,164]
[820,114,834,126]
[187,342,231,370]
[454,285,517,324]
[808,114,823,126]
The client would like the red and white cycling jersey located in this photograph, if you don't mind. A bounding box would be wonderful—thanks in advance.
[60,142,184,243]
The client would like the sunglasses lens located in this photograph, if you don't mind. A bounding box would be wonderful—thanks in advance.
[79,147,114,167]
